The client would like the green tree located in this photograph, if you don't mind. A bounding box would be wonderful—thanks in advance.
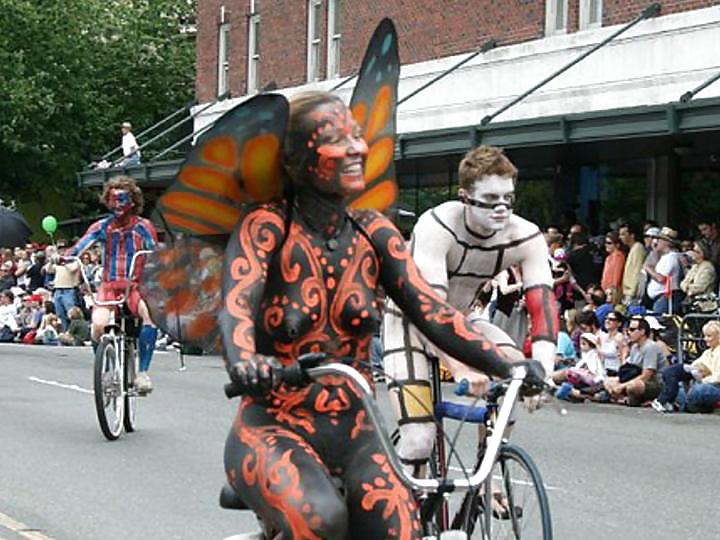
[0,0,195,204]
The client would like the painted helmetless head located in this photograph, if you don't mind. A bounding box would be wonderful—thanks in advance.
[284,91,369,198]
[457,145,518,234]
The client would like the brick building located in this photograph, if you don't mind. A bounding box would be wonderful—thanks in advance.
[193,1,720,233]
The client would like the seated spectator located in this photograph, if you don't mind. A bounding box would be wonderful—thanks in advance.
[653,320,720,413]
[604,316,666,406]
[553,332,605,400]
[600,310,625,377]
[680,240,716,309]
[601,231,625,291]
[35,312,61,345]
[58,307,91,346]
[556,326,577,368]
[0,289,19,342]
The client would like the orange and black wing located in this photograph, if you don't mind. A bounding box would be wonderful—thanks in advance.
[141,94,289,351]
[156,93,289,236]
[347,18,400,213]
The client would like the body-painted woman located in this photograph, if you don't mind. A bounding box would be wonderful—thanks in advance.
[220,91,544,539]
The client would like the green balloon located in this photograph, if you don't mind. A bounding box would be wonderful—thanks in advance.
[42,215,58,234]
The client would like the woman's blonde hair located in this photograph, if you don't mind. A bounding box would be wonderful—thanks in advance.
[67,306,84,320]
[702,320,720,337]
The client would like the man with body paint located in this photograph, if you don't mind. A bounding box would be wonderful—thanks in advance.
[383,145,559,470]
[67,176,158,393]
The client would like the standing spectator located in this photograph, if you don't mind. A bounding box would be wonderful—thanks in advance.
[680,240,716,307]
[47,256,80,331]
[25,250,46,291]
[567,232,602,301]
[619,223,646,304]
[645,227,683,314]
[119,121,141,166]
[601,231,625,291]
[0,261,16,290]
[697,219,720,269]
[13,249,32,290]
[42,246,56,289]
[605,316,666,405]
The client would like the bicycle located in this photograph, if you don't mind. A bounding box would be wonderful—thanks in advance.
[68,250,152,441]
[219,354,553,540]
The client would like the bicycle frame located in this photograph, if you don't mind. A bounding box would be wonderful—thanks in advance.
[303,362,527,494]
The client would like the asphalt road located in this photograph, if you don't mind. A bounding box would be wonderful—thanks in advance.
[1,344,718,540]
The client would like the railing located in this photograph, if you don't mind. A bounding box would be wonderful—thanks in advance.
[480,2,662,125]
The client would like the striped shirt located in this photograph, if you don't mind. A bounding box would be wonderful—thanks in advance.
[68,215,157,283]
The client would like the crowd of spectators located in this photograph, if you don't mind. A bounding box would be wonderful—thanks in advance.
[540,218,720,414]
[0,243,101,346]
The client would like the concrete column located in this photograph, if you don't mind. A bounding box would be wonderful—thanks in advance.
[646,155,679,226]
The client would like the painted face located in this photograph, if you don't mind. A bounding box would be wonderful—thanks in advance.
[109,189,133,217]
[461,175,515,233]
[304,100,369,196]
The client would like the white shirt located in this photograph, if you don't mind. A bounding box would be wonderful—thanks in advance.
[0,304,19,332]
[647,251,681,299]
[122,132,140,158]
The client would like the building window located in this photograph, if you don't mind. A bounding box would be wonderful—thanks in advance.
[327,0,342,79]
[307,0,322,81]
[247,13,260,93]
[217,23,230,96]
[545,0,568,35]
[579,0,602,30]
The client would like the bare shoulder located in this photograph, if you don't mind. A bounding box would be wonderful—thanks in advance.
[414,201,463,237]
[504,214,542,242]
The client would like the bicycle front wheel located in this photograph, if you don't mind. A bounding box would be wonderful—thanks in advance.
[94,338,125,440]
[457,443,552,540]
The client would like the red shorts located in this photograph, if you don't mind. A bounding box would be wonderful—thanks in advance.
[96,281,143,317]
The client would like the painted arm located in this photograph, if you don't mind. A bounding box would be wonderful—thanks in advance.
[519,232,559,375]
[219,205,286,384]
[361,212,514,380]
[67,219,106,257]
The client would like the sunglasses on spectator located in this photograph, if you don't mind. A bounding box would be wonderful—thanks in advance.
[627,326,641,332]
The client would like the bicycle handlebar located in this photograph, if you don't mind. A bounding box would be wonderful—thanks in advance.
[224,353,528,493]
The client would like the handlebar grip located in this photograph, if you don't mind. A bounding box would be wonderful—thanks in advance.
[454,379,470,396]
[224,381,243,399]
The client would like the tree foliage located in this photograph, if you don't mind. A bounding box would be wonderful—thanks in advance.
[0,0,196,201]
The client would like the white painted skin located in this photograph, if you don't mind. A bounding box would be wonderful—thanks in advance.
[459,174,515,234]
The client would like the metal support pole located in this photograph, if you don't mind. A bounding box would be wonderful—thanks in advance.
[481,3,661,125]
[331,71,358,91]
[398,39,497,107]
[679,71,720,103]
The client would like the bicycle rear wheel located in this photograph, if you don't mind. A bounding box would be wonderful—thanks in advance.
[455,443,552,539]
[123,340,138,433]
[94,337,125,440]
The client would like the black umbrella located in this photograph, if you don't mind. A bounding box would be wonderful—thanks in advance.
[0,206,32,248]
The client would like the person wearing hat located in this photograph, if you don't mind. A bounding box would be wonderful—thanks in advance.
[552,331,605,400]
[118,121,141,167]
[644,227,683,314]
[619,223,647,305]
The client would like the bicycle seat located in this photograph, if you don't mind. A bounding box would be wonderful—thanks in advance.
[219,483,249,510]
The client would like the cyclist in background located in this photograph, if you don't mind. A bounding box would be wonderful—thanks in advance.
[67,175,158,393]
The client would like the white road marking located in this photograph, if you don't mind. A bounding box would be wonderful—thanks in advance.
[446,466,564,491]
[28,376,93,395]
[0,510,55,539]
